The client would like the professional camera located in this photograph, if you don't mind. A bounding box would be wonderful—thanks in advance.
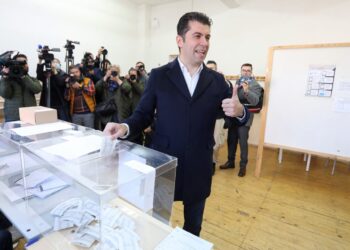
[37,45,60,71]
[64,40,80,52]
[0,51,26,78]
[239,76,253,84]
[68,76,77,85]
[111,71,118,77]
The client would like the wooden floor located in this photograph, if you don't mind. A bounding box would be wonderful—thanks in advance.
[170,145,350,250]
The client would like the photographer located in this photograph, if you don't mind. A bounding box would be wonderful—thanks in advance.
[124,67,144,144]
[135,61,149,87]
[64,65,96,128]
[220,63,263,177]
[0,54,42,122]
[81,52,103,83]
[95,65,132,130]
[37,58,70,121]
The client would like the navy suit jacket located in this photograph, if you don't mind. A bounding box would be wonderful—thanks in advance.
[125,59,249,203]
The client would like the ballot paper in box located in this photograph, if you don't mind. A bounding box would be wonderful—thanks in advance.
[1,125,178,249]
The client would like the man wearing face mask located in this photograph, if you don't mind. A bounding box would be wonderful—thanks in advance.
[37,58,70,121]
[95,65,132,130]
[125,67,144,144]
[0,54,42,122]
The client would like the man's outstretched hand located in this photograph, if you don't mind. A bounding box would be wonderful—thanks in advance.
[103,123,128,140]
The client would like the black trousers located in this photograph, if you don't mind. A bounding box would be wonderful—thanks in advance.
[183,199,206,236]
[227,124,250,169]
[0,230,12,250]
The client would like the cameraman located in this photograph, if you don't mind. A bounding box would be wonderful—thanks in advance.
[37,58,70,121]
[0,54,42,122]
[135,61,149,87]
[95,65,132,130]
[64,65,96,128]
[124,67,144,144]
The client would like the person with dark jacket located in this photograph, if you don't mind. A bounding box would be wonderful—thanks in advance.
[0,54,42,122]
[125,67,144,144]
[220,63,262,177]
[37,58,70,121]
[95,65,132,130]
[103,12,249,237]
[0,211,13,250]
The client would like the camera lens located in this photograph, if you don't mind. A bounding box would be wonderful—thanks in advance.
[111,71,118,77]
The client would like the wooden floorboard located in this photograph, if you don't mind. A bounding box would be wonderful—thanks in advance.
[170,144,350,249]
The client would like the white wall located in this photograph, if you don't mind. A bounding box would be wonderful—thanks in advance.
[0,0,142,76]
[146,0,350,144]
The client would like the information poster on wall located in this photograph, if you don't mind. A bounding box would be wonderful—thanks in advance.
[305,65,336,97]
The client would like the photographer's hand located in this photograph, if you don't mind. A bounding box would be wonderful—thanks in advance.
[1,67,9,78]
[103,70,111,82]
[97,47,104,57]
[72,82,81,89]
[242,82,249,93]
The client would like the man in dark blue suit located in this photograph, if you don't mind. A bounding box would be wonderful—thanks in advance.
[104,12,249,236]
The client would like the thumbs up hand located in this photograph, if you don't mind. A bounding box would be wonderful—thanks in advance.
[222,85,244,117]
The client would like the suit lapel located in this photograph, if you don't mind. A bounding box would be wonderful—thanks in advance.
[166,59,191,101]
[192,65,213,101]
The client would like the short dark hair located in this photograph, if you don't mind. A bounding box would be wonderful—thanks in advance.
[177,12,212,38]
[136,61,144,66]
[14,54,27,61]
[241,63,253,69]
[128,67,137,75]
[206,60,217,66]
[69,64,82,73]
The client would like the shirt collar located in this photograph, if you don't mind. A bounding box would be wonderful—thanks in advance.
[177,57,204,77]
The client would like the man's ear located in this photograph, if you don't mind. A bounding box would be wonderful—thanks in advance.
[176,35,184,49]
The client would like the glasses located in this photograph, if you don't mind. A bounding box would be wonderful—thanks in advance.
[241,69,252,73]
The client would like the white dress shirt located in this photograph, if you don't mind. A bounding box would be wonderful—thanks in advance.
[177,57,203,96]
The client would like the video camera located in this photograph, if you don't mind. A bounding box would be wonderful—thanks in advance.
[64,40,79,59]
[37,45,60,72]
[0,51,26,78]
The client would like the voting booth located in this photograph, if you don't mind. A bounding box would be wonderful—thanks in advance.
[0,120,215,249]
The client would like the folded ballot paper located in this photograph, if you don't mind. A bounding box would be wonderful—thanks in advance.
[4,168,69,202]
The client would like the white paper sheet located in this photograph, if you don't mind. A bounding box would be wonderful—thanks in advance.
[155,227,213,250]
[16,168,54,188]
[42,135,103,160]
[333,98,350,113]
[11,122,72,137]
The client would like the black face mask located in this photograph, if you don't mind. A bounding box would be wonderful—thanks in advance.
[130,75,137,81]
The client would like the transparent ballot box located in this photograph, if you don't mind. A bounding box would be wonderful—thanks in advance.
[0,121,177,249]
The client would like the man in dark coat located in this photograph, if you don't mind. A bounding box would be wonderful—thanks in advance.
[104,12,249,236]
